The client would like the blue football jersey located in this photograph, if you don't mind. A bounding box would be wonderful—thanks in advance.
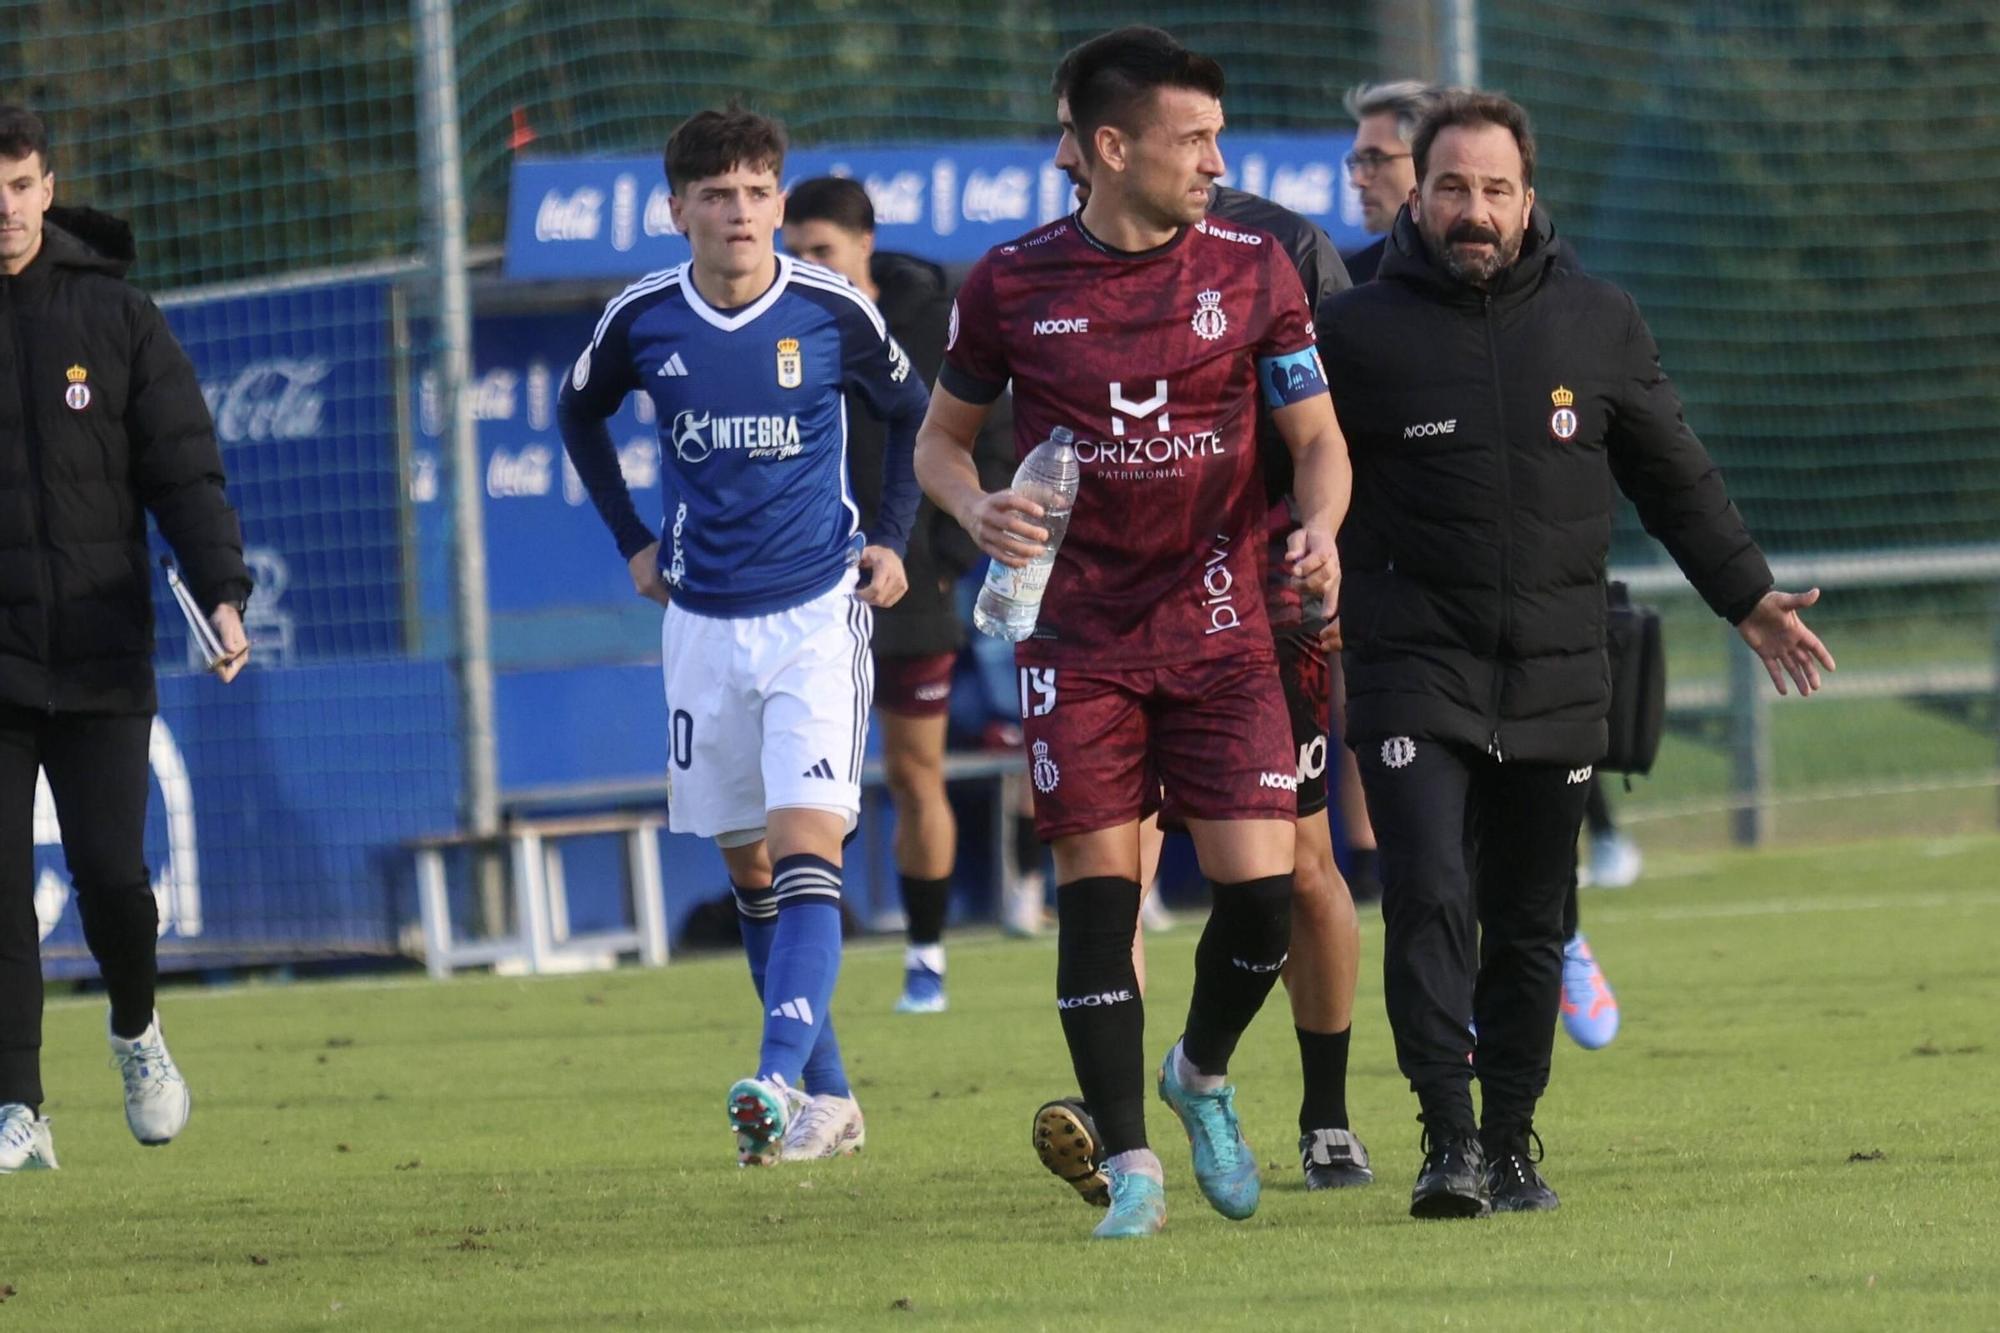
[559,254,927,618]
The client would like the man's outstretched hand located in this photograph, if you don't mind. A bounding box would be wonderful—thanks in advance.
[1737,587,1836,697]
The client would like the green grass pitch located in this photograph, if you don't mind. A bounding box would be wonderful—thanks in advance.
[6,835,1996,1330]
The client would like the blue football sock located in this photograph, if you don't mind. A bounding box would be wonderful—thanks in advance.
[800,1019,850,1099]
[734,879,849,1097]
[757,856,845,1087]
[732,882,778,996]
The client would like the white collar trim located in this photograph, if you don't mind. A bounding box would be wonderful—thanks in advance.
[678,253,792,332]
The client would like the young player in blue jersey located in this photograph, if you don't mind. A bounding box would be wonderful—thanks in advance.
[558,105,928,1166]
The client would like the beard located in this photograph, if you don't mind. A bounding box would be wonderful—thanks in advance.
[1425,217,1523,286]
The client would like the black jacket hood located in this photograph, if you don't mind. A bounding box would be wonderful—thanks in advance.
[37,207,135,276]
[869,249,946,322]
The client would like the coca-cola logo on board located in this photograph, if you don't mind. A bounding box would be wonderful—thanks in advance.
[203,360,329,443]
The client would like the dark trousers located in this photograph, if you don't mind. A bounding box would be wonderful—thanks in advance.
[0,704,159,1108]
[1357,737,1592,1137]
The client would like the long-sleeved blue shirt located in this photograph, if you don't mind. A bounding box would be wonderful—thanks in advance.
[558,254,927,618]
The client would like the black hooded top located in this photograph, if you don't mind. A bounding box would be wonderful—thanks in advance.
[1319,205,1771,764]
[845,249,993,657]
[0,207,250,714]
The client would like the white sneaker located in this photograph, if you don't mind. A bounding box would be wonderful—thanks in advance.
[783,1093,865,1160]
[0,1103,58,1173]
[1001,871,1047,938]
[1139,890,1175,932]
[1588,833,1644,890]
[110,1012,192,1146]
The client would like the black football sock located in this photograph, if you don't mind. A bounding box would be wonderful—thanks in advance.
[1013,812,1042,875]
[1055,877,1147,1155]
[899,875,951,947]
[1181,875,1293,1075]
[1296,1024,1353,1133]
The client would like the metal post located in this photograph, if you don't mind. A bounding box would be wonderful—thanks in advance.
[1377,1,1440,86]
[1992,585,2000,828]
[1728,627,1771,846]
[1441,0,1482,87]
[414,0,499,843]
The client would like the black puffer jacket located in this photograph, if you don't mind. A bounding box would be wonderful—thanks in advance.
[1321,206,1771,764]
[0,209,249,714]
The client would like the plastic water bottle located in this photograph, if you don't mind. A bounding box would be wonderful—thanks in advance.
[973,426,1080,641]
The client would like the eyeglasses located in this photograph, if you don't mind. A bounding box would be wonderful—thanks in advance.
[1343,149,1412,176]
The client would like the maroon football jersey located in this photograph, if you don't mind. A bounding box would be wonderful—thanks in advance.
[941,213,1325,668]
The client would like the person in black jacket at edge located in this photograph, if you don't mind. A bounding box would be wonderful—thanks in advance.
[0,107,251,1175]
[1318,91,1834,1219]
[783,176,1000,1016]
[1345,78,1632,1054]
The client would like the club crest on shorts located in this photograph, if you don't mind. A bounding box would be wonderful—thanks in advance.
[776,337,803,389]
[1381,736,1417,769]
[1191,289,1228,341]
[1031,739,1060,793]
[64,364,91,411]
[1549,384,1578,441]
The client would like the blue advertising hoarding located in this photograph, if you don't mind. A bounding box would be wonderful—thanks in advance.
[408,310,666,664]
[38,661,459,978]
[505,132,1365,280]
[160,280,405,665]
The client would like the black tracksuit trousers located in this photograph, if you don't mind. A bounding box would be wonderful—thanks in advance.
[1356,736,1592,1138]
[0,704,159,1109]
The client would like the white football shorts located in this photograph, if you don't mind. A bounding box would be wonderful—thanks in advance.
[661,569,874,843]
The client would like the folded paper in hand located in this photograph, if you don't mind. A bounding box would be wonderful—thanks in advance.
[163,559,230,672]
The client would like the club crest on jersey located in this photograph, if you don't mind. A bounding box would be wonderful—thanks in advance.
[1549,384,1578,440]
[776,337,803,389]
[1191,289,1228,341]
[1031,739,1060,793]
[64,364,91,411]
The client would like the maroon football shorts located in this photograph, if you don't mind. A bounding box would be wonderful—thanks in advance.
[873,650,956,718]
[1156,628,1331,830]
[1019,655,1296,842]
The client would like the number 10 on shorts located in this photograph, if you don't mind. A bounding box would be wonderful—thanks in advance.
[1019,668,1057,719]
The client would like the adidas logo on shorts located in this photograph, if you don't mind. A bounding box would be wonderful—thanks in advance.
[802,758,835,780]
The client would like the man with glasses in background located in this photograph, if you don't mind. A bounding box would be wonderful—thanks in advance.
[1341,81,1439,285]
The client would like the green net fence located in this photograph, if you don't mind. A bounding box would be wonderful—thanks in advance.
[2,0,1997,870]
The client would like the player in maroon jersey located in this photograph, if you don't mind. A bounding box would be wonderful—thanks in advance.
[1027,39,1374,1213]
[915,28,1352,1239]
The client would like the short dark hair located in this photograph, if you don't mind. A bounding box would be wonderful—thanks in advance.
[0,105,51,172]
[1413,90,1536,189]
[1052,26,1225,151]
[785,176,874,235]
[664,103,786,194]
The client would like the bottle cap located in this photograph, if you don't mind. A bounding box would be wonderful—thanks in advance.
[1049,426,1074,445]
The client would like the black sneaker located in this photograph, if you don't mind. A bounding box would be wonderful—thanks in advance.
[1300,1127,1374,1190]
[1033,1098,1110,1208]
[1410,1130,1490,1219]
[1483,1127,1559,1213]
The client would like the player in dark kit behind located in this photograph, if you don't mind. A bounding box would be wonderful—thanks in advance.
[915,29,1352,1239]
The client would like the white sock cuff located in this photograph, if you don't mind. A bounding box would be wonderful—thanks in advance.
[1173,1039,1226,1093]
